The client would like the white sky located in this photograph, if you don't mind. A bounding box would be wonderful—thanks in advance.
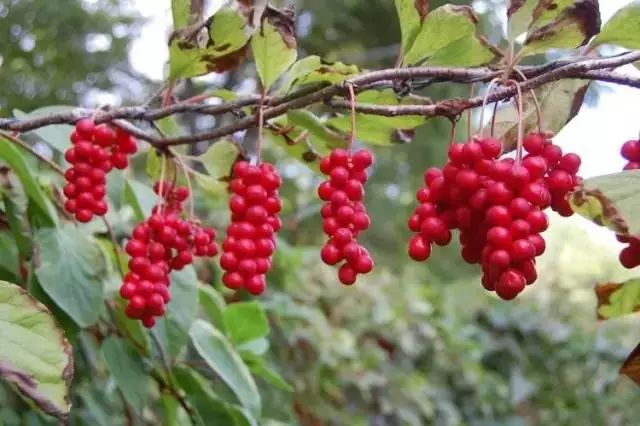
[126,0,640,246]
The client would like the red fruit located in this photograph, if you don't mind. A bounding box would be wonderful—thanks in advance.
[523,133,546,155]
[408,236,431,261]
[455,170,479,191]
[329,149,349,167]
[423,168,442,185]
[487,182,514,205]
[558,153,581,174]
[509,198,532,219]
[542,144,562,167]
[510,239,536,262]
[448,144,467,165]
[495,269,526,300]
[508,165,530,189]
[338,264,357,285]
[486,206,512,227]
[330,167,349,187]
[547,170,574,192]
[510,219,531,239]
[488,249,511,269]
[522,182,551,208]
[522,155,548,180]
[624,162,640,170]
[464,142,484,161]
[487,227,512,249]
[621,140,640,162]
[528,234,546,256]
[352,149,373,170]
[321,244,342,265]
[619,246,640,269]
[526,210,549,233]
[353,255,374,274]
[75,209,93,223]
[223,272,245,290]
[75,118,96,138]
[245,275,266,295]
[479,137,502,158]
[125,240,146,258]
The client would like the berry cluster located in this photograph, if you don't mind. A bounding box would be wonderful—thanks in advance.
[63,118,137,222]
[616,139,640,268]
[119,182,218,327]
[220,161,282,295]
[407,133,581,299]
[317,148,375,285]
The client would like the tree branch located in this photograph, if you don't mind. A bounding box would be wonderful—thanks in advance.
[0,52,638,147]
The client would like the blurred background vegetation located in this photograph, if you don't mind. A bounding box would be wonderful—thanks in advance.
[1,0,639,424]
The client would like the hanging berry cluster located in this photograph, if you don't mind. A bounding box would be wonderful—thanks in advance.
[317,148,375,285]
[119,182,218,328]
[220,161,283,296]
[616,139,640,268]
[63,118,137,222]
[407,133,582,300]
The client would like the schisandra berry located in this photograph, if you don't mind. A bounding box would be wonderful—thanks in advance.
[119,183,218,327]
[220,161,282,295]
[318,149,374,285]
[63,119,138,222]
[407,133,582,300]
[615,140,640,269]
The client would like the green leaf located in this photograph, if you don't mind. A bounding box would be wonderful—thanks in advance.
[251,16,297,91]
[591,0,640,49]
[326,89,428,146]
[171,0,191,28]
[507,0,538,41]
[484,79,589,152]
[146,149,177,182]
[189,319,261,415]
[124,180,157,222]
[13,106,75,153]
[403,5,494,66]
[264,117,324,172]
[2,193,32,258]
[292,61,360,89]
[570,171,640,237]
[151,267,199,359]
[195,140,240,189]
[277,55,322,93]
[241,352,293,392]
[522,0,601,56]
[223,301,269,346]
[0,234,20,280]
[35,226,105,327]
[169,7,251,79]
[426,34,496,67]
[101,336,150,413]
[199,285,226,332]
[0,138,57,225]
[395,0,429,55]
[595,280,640,320]
[287,110,346,149]
[110,301,151,356]
[0,281,73,419]
[173,365,257,426]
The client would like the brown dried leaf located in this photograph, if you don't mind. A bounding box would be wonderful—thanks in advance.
[620,343,640,386]
[524,0,601,53]
[594,282,624,320]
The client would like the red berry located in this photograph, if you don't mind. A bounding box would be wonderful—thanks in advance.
[523,133,546,154]
[338,264,357,285]
[408,236,431,261]
[621,140,640,162]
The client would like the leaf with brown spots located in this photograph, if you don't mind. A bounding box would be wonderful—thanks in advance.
[621,343,640,385]
[569,171,640,237]
[595,280,640,320]
[0,281,73,420]
[523,0,601,55]
[168,7,252,79]
[251,6,298,90]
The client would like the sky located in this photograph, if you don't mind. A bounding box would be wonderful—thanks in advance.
[125,0,640,246]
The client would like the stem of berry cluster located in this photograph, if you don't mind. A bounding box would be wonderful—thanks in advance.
[479,78,501,139]
[508,80,525,163]
[346,82,357,152]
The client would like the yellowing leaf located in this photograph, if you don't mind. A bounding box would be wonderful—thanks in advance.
[251,13,297,91]
[570,171,640,237]
[168,7,251,79]
[595,280,640,320]
[522,0,601,55]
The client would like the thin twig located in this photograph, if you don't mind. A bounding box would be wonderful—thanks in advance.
[0,131,64,175]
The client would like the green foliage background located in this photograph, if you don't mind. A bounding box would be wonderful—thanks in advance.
[0,1,639,425]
